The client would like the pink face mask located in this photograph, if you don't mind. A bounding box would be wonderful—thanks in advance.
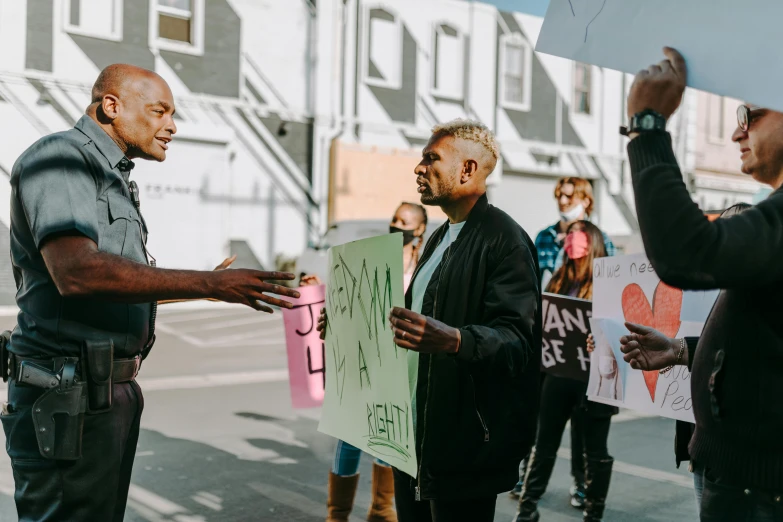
[564,231,590,260]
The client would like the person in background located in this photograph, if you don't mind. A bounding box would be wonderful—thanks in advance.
[515,177,616,508]
[535,177,616,288]
[307,202,427,522]
[586,202,753,510]
[516,220,617,522]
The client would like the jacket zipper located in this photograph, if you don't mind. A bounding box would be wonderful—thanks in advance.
[416,243,454,501]
[470,375,490,442]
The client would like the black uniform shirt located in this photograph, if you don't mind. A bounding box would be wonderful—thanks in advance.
[9,115,152,358]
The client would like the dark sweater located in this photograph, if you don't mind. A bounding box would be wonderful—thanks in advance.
[628,132,783,491]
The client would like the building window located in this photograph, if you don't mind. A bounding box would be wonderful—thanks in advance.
[151,0,204,55]
[707,94,725,142]
[432,23,464,100]
[573,63,592,115]
[63,0,123,41]
[364,7,402,89]
[499,33,532,111]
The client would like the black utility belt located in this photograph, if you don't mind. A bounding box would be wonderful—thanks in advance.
[10,354,141,387]
[1,338,140,461]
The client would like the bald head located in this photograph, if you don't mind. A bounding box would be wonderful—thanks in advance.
[91,64,164,105]
[88,64,177,162]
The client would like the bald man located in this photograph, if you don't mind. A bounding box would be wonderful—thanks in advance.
[362,120,541,520]
[2,64,299,520]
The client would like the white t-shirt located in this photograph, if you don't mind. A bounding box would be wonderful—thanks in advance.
[408,221,466,429]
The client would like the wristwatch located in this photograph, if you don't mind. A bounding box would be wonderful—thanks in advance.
[620,109,666,136]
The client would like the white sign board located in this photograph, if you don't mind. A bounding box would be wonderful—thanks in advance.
[536,0,783,110]
[588,254,718,422]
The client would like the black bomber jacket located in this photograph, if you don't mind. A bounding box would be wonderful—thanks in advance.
[401,194,542,501]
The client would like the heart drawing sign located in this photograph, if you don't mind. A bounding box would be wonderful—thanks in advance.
[589,253,718,423]
[621,282,683,402]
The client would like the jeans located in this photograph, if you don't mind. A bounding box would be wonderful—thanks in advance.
[332,440,388,476]
[700,467,783,522]
[692,462,705,509]
[392,468,496,522]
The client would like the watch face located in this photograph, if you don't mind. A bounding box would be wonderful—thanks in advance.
[641,114,655,129]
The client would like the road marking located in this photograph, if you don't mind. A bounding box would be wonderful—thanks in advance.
[0,369,289,396]
[184,316,281,333]
[156,309,243,324]
[154,322,283,349]
[556,448,693,488]
[612,410,657,423]
[127,484,198,517]
[207,331,284,345]
[192,491,222,511]
[138,369,289,391]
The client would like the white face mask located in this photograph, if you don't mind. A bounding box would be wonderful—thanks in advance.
[598,355,617,377]
[560,203,586,223]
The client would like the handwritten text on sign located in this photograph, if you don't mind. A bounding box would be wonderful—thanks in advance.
[282,284,326,409]
[588,254,717,423]
[541,293,592,383]
[317,234,417,477]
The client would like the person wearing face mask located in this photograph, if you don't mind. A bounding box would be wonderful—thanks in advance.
[513,178,616,507]
[389,202,429,291]
[316,202,427,522]
[535,178,616,290]
[515,220,618,522]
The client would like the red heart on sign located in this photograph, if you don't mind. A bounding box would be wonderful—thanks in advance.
[621,282,683,401]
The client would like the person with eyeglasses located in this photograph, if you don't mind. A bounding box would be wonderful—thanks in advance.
[620,47,783,521]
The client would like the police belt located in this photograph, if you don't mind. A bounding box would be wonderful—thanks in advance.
[9,354,141,386]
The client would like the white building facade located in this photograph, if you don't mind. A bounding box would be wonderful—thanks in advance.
[0,0,760,296]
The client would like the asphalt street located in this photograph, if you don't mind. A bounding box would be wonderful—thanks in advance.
[0,303,699,521]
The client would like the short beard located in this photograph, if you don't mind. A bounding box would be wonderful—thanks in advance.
[420,175,457,206]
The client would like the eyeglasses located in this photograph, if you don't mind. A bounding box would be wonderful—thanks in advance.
[737,105,763,132]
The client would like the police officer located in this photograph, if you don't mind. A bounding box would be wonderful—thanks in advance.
[1,64,300,521]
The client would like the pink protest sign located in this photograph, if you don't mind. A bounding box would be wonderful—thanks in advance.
[282,284,326,408]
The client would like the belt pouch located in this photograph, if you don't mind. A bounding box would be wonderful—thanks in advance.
[31,379,86,460]
[82,340,113,414]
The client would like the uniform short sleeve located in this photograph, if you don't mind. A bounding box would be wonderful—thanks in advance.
[16,137,100,249]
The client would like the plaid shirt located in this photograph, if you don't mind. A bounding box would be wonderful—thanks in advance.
[534,222,616,283]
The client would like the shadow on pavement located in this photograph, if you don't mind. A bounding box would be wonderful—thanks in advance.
[126,412,375,522]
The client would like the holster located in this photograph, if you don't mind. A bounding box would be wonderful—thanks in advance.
[31,359,87,460]
[0,330,11,383]
[81,340,114,414]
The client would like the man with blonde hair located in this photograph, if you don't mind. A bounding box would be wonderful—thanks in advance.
[387,119,542,520]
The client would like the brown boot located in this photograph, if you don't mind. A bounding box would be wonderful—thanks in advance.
[327,472,360,522]
[367,462,398,522]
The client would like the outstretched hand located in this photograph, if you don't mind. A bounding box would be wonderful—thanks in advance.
[619,322,678,371]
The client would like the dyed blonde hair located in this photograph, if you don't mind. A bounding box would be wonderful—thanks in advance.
[431,119,500,162]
